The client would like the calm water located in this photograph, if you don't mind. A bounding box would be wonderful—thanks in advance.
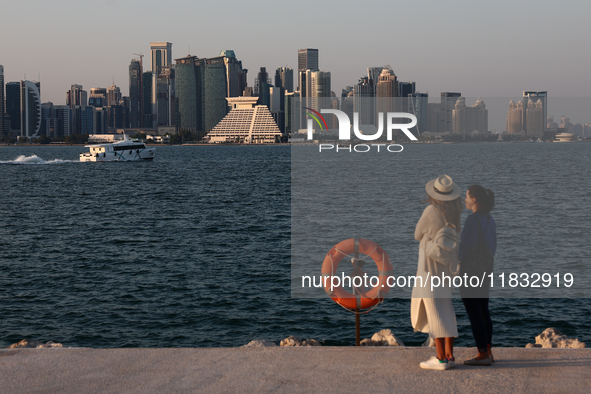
[0,144,589,348]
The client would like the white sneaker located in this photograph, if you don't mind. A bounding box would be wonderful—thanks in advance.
[447,358,456,369]
[420,356,450,370]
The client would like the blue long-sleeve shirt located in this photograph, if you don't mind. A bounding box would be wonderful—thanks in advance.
[459,212,497,261]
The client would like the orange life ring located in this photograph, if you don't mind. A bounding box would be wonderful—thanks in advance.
[321,238,393,310]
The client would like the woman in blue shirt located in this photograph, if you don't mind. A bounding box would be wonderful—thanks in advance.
[459,185,496,366]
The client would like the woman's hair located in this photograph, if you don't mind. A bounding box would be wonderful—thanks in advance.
[467,185,495,215]
[425,196,463,231]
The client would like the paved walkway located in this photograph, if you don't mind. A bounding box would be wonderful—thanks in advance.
[1,347,590,393]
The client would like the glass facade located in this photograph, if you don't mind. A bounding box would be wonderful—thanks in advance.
[175,57,199,131]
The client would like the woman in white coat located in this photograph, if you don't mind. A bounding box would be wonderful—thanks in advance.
[411,175,462,370]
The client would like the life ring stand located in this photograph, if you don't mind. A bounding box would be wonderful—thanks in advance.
[321,238,393,312]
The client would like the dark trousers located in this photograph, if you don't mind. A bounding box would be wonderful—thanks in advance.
[462,297,493,351]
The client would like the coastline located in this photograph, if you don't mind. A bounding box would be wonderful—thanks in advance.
[2,347,590,393]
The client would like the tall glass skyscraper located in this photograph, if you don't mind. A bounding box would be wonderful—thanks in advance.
[5,80,41,138]
[175,55,199,132]
[150,42,172,74]
[175,55,228,136]
[0,65,4,136]
[129,59,142,128]
[298,49,318,72]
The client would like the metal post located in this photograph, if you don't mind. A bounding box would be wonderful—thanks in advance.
[355,309,360,346]
[353,238,362,346]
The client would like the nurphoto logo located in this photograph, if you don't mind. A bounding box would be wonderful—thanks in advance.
[306,109,418,153]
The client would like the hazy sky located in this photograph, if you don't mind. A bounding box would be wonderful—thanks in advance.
[2,0,591,121]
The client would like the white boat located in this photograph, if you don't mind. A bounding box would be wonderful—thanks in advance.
[80,135,155,162]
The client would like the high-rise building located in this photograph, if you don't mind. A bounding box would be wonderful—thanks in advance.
[427,103,441,132]
[105,84,123,129]
[107,84,121,106]
[142,72,154,127]
[52,105,72,137]
[398,82,416,99]
[507,100,524,134]
[150,42,172,74]
[0,65,4,136]
[284,91,298,135]
[6,82,21,132]
[174,55,228,135]
[202,57,228,133]
[221,50,247,98]
[275,67,294,93]
[525,98,544,139]
[298,49,318,73]
[6,80,42,138]
[175,55,199,132]
[93,107,108,134]
[523,91,547,136]
[298,69,331,129]
[154,65,175,126]
[367,67,386,89]
[440,92,461,133]
[67,84,87,108]
[129,59,142,128]
[254,67,270,97]
[354,76,374,126]
[452,97,488,136]
[89,88,107,107]
[376,68,398,120]
[408,92,428,136]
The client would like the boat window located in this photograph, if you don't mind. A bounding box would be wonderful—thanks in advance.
[113,145,146,151]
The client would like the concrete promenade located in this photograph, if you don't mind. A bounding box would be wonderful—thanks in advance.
[1,347,590,393]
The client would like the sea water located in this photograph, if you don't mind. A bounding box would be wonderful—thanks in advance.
[0,144,589,348]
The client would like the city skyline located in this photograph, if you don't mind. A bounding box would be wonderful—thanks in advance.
[2,0,590,109]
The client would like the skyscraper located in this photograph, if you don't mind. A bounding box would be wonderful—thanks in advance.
[275,67,294,93]
[202,57,228,133]
[408,92,429,135]
[150,42,172,74]
[142,72,154,127]
[367,67,385,89]
[221,50,247,98]
[6,80,41,138]
[523,91,547,135]
[67,84,87,108]
[155,65,175,126]
[376,68,398,118]
[452,97,487,136]
[254,67,270,97]
[175,55,199,132]
[354,77,374,126]
[6,82,21,132]
[129,59,142,128]
[89,88,107,107]
[107,84,121,106]
[0,65,4,136]
[174,55,228,135]
[440,92,461,133]
[298,49,318,72]
[107,84,123,129]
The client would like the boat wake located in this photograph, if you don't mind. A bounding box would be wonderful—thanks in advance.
[0,155,80,165]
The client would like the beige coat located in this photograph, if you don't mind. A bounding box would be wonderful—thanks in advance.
[410,205,459,338]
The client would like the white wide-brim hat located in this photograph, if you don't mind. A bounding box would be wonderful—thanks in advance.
[425,174,461,201]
